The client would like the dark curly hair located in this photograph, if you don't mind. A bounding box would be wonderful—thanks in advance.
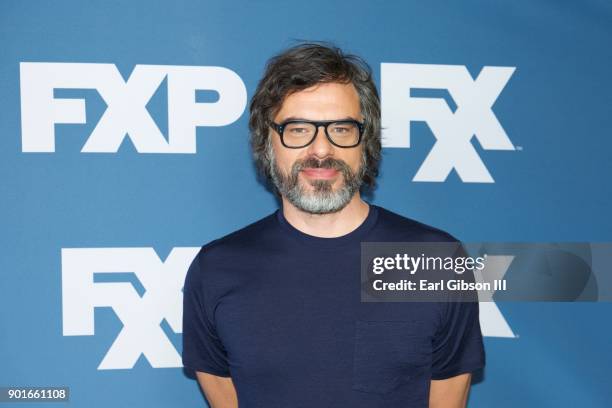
[249,42,381,190]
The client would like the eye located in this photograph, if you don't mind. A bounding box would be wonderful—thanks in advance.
[284,122,314,136]
[329,122,357,135]
[288,127,310,133]
[331,126,350,133]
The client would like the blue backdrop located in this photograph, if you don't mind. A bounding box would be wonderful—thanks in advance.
[1,0,611,406]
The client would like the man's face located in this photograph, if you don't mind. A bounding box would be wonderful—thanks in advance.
[268,82,366,214]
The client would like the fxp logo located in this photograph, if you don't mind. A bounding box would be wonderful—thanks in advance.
[19,62,246,153]
[381,63,517,183]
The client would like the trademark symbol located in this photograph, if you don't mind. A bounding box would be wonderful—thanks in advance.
[515,145,523,151]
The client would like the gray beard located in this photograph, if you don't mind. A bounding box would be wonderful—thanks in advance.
[267,139,366,214]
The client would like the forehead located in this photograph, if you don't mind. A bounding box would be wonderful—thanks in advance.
[274,82,361,121]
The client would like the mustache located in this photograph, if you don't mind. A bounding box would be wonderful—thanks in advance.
[294,157,349,172]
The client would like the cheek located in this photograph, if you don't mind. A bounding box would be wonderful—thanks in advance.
[344,151,364,171]
[272,144,299,171]
[279,156,295,172]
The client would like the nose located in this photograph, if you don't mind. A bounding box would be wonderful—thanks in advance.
[306,125,334,159]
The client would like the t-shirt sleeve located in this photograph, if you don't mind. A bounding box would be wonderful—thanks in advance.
[431,243,486,380]
[182,250,231,377]
[431,299,485,380]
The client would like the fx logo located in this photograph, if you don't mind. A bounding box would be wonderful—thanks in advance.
[20,63,247,153]
[61,247,200,370]
[476,255,516,338]
[381,63,516,183]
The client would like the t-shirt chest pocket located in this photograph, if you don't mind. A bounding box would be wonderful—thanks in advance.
[352,320,432,395]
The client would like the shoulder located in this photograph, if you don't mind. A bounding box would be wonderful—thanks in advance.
[194,211,278,266]
[185,211,278,290]
[373,205,459,242]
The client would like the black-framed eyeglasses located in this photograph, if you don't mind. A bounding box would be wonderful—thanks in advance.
[270,119,365,148]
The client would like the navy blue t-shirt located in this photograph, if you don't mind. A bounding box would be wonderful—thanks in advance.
[182,205,485,407]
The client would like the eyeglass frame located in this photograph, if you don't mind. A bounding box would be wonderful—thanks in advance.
[270,119,365,149]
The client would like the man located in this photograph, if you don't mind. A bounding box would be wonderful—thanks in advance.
[182,43,485,407]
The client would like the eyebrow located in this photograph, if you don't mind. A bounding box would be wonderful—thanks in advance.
[278,116,362,122]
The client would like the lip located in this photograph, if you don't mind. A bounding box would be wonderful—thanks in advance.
[301,168,339,179]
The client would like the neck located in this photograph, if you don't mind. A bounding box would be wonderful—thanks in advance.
[280,193,370,238]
